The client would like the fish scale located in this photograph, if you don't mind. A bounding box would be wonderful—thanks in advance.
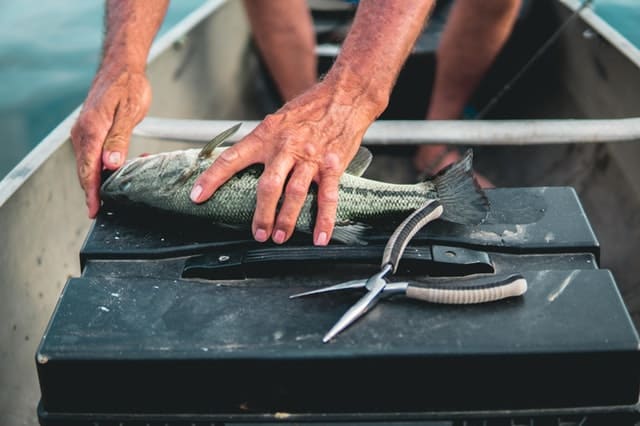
[336,174,436,223]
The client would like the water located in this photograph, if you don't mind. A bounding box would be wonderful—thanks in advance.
[593,0,640,47]
[0,1,639,181]
[0,0,202,180]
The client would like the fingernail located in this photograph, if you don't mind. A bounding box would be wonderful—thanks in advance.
[315,232,328,246]
[190,185,203,202]
[108,151,121,166]
[273,229,286,244]
[255,228,268,242]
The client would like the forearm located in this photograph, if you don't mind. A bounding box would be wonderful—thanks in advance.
[102,0,169,72]
[243,0,316,101]
[325,0,436,120]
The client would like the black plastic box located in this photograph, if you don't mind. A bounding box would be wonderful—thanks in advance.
[36,187,640,424]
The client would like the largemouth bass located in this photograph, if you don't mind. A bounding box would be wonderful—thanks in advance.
[101,124,488,243]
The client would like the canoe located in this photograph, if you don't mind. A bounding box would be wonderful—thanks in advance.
[1,0,639,423]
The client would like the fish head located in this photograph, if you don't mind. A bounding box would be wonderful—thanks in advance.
[100,149,203,202]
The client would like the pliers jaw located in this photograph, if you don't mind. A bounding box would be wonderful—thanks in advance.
[322,276,387,343]
[290,263,411,343]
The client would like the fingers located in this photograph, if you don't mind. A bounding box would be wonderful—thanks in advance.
[75,149,103,219]
[252,154,295,243]
[71,70,152,218]
[82,164,102,219]
[71,113,110,219]
[102,82,150,169]
[189,83,367,245]
[101,105,133,170]
[191,135,263,203]
[313,152,342,246]
[192,132,346,245]
[271,162,316,244]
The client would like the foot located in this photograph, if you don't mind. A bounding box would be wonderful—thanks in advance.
[414,145,493,188]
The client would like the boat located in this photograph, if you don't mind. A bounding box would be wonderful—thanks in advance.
[1,0,639,423]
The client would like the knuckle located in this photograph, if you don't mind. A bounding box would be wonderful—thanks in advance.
[258,173,284,194]
[285,180,309,200]
[77,162,91,182]
[71,117,94,141]
[261,113,282,131]
[74,112,94,130]
[303,143,317,158]
[104,134,129,150]
[322,152,342,174]
[81,130,100,145]
[275,213,297,232]
[317,185,339,204]
[77,161,96,188]
[217,148,239,166]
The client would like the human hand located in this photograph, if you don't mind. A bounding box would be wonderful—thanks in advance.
[190,79,382,246]
[70,66,151,218]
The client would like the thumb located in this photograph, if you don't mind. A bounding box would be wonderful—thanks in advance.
[102,102,138,170]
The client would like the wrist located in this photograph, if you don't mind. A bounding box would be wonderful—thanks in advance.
[95,59,146,89]
[322,62,390,121]
[100,48,147,75]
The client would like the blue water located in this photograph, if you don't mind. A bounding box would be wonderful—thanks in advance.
[0,1,202,180]
[593,0,640,47]
[0,1,639,181]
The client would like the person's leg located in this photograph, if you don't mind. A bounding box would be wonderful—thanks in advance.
[243,0,317,102]
[416,0,521,186]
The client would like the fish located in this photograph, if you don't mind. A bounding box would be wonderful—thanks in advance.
[101,124,489,244]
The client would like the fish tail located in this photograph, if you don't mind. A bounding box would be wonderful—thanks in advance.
[430,150,489,225]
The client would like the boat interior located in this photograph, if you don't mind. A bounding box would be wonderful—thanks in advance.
[1,0,640,423]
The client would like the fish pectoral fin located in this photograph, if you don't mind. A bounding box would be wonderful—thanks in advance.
[332,222,370,245]
[171,168,197,188]
[345,147,373,177]
[199,123,242,159]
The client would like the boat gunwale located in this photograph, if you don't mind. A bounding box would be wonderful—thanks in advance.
[558,0,640,70]
[0,0,227,208]
[3,0,640,208]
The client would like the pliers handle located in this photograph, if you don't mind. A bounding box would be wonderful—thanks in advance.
[291,200,528,342]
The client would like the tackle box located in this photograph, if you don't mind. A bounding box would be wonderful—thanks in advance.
[36,187,640,425]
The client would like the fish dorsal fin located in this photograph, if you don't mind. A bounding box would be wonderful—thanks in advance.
[345,146,373,176]
[198,123,242,159]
